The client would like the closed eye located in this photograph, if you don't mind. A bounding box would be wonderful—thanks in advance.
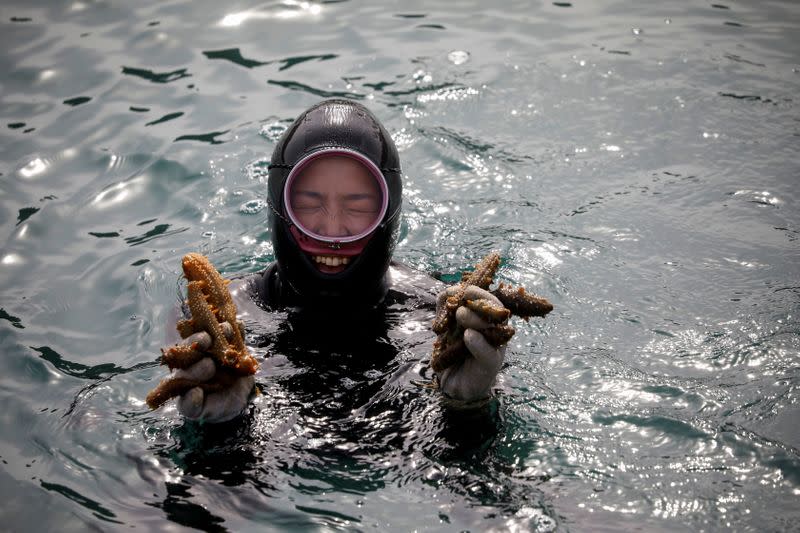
[292,191,324,209]
[342,193,379,213]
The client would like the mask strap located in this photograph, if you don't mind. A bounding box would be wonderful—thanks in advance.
[267,197,294,227]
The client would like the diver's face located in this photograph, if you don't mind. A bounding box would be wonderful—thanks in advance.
[289,156,382,273]
[290,156,381,237]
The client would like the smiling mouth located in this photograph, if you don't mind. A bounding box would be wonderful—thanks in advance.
[312,254,351,267]
[312,254,351,273]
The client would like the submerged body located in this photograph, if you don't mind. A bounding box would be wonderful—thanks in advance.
[229,262,444,357]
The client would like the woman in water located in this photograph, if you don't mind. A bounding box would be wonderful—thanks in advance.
[167,98,511,423]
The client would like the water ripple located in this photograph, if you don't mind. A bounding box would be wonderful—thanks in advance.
[267,79,363,99]
[203,48,270,69]
[120,66,191,84]
[1,0,798,530]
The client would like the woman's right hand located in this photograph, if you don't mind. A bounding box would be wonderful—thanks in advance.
[164,328,255,423]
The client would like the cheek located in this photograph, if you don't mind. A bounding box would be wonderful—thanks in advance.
[294,211,319,229]
[347,214,374,234]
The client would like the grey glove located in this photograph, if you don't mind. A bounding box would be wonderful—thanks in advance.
[436,285,508,402]
[176,362,255,423]
[170,326,255,423]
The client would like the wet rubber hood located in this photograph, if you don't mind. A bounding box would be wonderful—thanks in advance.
[267,99,402,306]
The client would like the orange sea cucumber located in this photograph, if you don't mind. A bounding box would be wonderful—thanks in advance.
[430,252,553,373]
[146,253,258,410]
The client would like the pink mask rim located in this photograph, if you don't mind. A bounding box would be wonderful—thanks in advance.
[283,148,389,245]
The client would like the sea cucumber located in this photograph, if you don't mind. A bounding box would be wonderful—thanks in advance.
[430,252,553,373]
[146,253,258,410]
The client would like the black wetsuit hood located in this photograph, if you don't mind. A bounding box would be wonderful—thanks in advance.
[267,99,403,308]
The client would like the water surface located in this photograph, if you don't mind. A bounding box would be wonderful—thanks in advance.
[1,0,798,531]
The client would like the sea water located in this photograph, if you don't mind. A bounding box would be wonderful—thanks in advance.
[1,1,798,530]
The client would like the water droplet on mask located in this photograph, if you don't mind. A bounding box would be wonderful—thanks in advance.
[632,28,643,35]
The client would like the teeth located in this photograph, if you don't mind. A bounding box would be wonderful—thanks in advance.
[313,255,351,267]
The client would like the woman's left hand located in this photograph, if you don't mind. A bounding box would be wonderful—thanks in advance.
[435,285,509,402]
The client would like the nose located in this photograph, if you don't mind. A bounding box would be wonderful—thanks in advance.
[315,212,348,238]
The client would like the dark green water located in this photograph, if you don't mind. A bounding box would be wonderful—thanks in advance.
[1,1,798,531]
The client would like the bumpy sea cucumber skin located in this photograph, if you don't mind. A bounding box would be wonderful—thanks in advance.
[431,337,467,373]
[146,377,206,409]
[469,252,501,290]
[491,284,554,319]
[161,342,205,370]
[186,280,229,358]
[181,254,258,375]
[176,319,196,339]
[430,252,553,373]
[431,252,503,368]
[465,299,511,323]
[145,374,236,409]
[481,324,516,347]
[146,253,259,410]
[432,252,501,334]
